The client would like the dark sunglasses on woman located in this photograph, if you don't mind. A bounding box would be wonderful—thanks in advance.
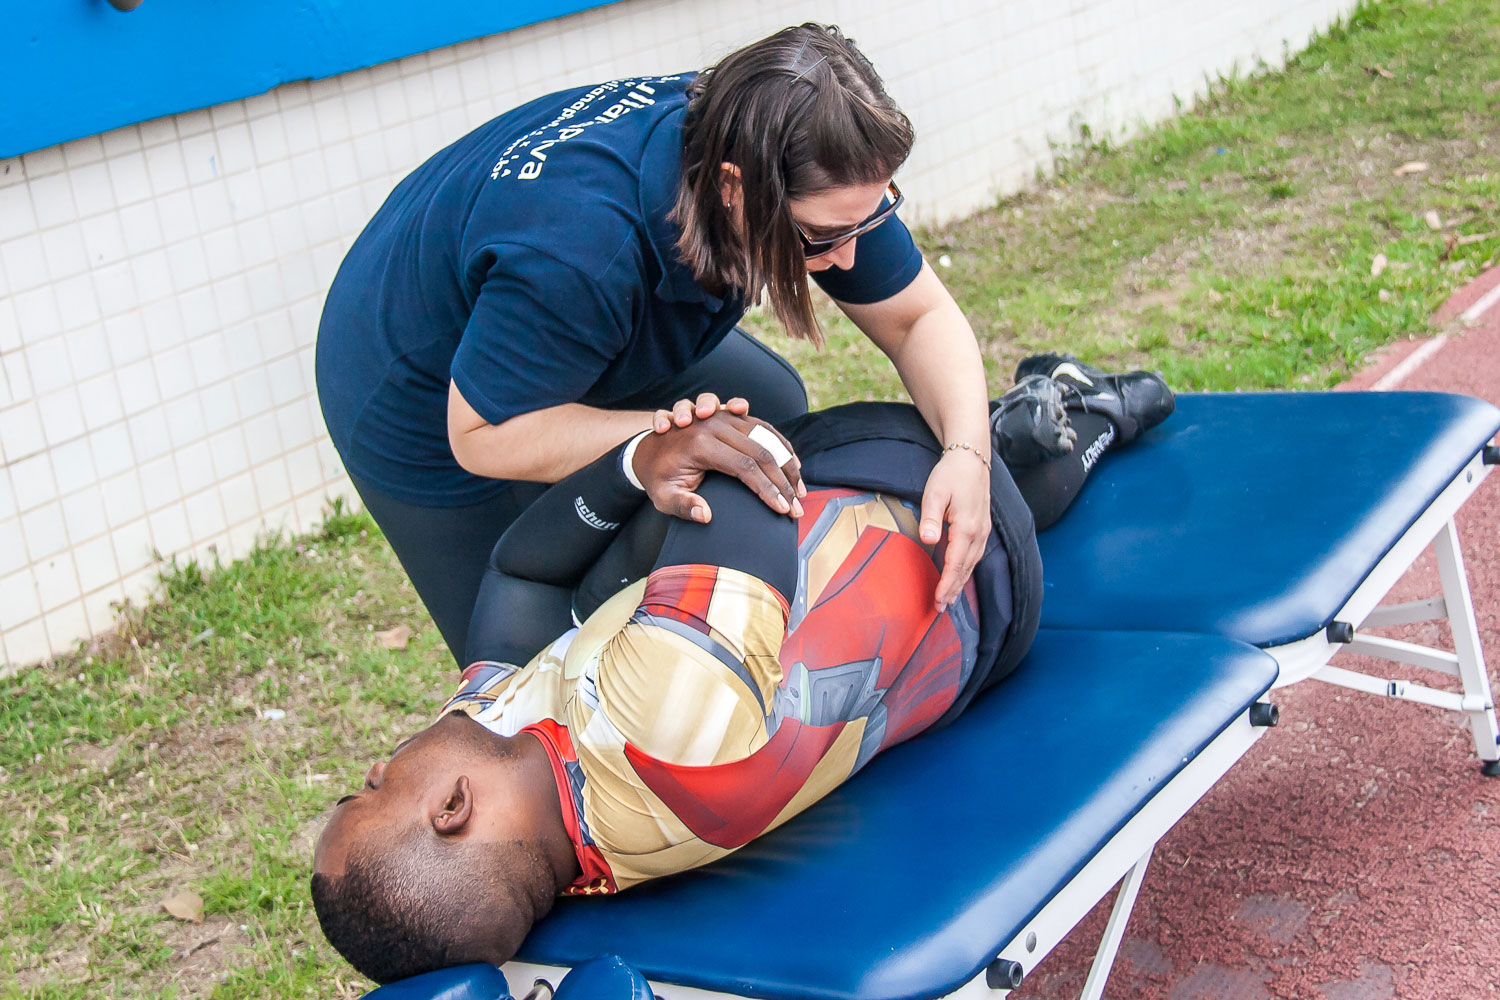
[793,181,904,259]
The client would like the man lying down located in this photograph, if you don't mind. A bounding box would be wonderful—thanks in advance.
[310,355,1174,984]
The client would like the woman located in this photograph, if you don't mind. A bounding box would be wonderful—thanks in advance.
[315,23,993,665]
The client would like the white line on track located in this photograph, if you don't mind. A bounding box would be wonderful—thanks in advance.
[1374,273,1500,390]
[1459,280,1500,324]
[1372,334,1449,391]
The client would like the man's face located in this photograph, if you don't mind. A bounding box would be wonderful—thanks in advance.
[313,714,472,877]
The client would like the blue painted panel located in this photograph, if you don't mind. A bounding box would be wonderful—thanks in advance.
[1,0,624,158]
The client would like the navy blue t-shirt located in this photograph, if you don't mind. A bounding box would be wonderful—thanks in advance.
[315,75,925,506]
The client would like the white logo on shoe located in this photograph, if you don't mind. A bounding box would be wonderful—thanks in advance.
[1081,423,1117,471]
[1052,362,1095,387]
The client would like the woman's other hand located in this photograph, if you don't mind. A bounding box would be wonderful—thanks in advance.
[920,449,992,611]
[632,411,804,523]
[652,393,750,433]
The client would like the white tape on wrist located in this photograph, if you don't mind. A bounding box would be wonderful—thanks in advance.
[748,424,794,467]
[620,430,651,491]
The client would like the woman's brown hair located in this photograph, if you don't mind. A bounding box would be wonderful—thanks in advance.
[672,23,915,343]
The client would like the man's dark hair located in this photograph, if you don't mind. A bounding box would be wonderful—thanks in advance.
[673,23,915,343]
[311,823,555,984]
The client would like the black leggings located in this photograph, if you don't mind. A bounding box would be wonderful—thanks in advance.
[354,328,808,666]
[351,473,548,664]
[1011,410,1116,532]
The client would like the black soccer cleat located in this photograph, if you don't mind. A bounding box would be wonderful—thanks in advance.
[990,374,1078,467]
[1013,353,1175,446]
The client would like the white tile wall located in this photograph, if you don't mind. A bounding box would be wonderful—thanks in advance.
[0,0,1354,669]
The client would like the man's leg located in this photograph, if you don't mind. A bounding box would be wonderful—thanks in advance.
[996,356,1175,531]
[651,473,798,599]
[1016,353,1175,444]
[1007,410,1118,532]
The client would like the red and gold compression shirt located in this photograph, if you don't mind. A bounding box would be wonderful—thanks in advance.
[440,488,980,894]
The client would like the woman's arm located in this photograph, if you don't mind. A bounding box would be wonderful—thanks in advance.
[449,381,805,521]
[834,260,992,610]
[448,387,655,482]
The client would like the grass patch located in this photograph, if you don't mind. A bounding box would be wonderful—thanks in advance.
[3,0,1498,995]
[0,509,444,998]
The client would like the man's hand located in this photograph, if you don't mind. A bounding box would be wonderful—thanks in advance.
[632,411,804,523]
[920,450,992,610]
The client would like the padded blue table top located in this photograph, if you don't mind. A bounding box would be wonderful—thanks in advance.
[516,629,1278,1000]
[1037,391,1500,647]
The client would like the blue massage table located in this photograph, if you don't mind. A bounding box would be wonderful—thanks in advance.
[368,391,1500,1000]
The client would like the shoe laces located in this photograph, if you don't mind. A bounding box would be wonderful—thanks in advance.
[1056,380,1095,415]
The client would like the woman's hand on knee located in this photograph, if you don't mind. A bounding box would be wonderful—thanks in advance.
[652,393,750,434]
[633,412,805,523]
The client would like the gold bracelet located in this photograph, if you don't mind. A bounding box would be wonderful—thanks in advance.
[943,441,992,471]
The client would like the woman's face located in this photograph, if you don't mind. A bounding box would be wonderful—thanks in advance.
[787,178,892,273]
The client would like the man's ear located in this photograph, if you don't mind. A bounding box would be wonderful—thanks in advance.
[717,162,743,210]
[432,774,475,835]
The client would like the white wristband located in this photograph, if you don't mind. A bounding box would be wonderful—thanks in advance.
[748,424,793,467]
[620,430,651,491]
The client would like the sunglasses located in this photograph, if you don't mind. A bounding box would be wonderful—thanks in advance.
[792,181,904,259]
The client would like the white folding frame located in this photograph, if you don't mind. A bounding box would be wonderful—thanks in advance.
[966,709,1269,999]
[1266,451,1499,771]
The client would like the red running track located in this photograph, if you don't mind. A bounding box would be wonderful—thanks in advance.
[1012,266,1500,1000]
